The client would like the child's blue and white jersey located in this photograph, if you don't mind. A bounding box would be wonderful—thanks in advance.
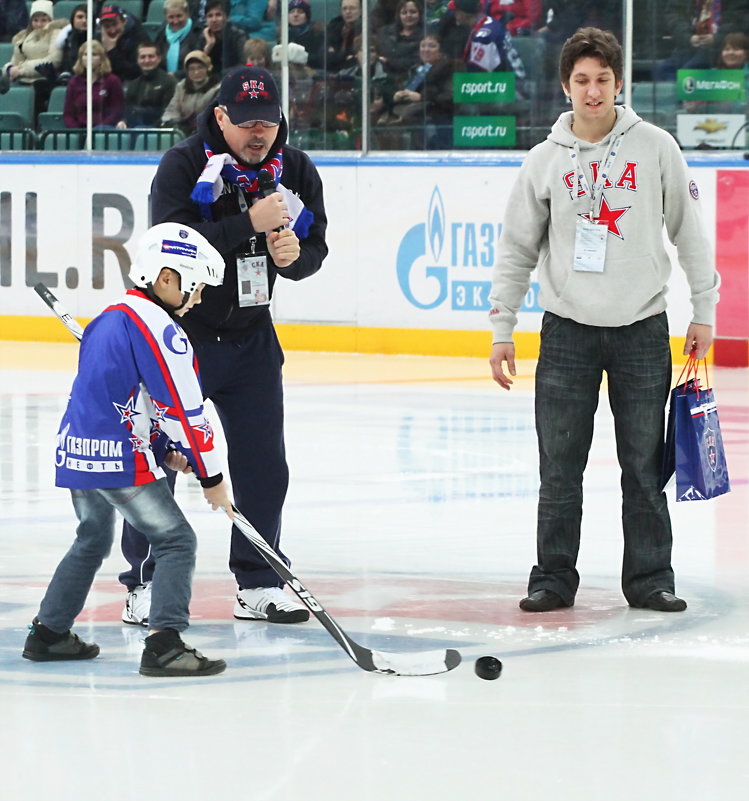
[55,289,222,489]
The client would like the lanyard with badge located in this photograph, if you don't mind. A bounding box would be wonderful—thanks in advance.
[235,186,271,307]
[570,133,623,273]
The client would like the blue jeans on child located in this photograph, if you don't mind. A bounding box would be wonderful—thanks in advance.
[528,311,674,607]
[38,478,196,633]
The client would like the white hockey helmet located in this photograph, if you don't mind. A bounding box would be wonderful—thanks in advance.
[129,223,224,293]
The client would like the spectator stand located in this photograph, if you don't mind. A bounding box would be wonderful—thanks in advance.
[0,84,36,150]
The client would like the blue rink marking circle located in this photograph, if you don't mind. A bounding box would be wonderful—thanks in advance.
[0,577,725,690]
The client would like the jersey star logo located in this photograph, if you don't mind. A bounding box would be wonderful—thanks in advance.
[194,421,214,444]
[150,399,171,425]
[129,435,148,452]
[113,395,140,426]
[579,194,630,239]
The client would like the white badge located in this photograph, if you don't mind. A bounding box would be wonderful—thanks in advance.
[237,254,270,307]
[573,218,608,273]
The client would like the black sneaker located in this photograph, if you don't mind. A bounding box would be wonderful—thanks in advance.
[22,619,100,662]
[140,630,226,677]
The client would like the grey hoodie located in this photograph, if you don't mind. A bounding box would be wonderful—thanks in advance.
[489,106,720,342]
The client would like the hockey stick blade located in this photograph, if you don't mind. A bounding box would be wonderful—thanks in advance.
[231,507,461,676]
[33,282,85,342]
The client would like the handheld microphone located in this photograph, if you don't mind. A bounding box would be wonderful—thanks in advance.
[257,170,285,233]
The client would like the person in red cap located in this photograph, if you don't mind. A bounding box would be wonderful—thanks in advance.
[118,65,328,629]
[96,3,146,82]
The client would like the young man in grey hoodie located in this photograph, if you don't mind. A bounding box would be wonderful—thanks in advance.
[488,27,720,614]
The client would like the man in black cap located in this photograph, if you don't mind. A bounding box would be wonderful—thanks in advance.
[118,66,328,627]
[97,3,146,82]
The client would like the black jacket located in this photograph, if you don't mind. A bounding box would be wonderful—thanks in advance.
[150,102,328,341]
[123,67,177,126]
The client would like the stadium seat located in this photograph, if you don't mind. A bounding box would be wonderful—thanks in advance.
[52,0,83,21]
[0,112,36,149]
[142,22,163,40]
[0,42,14,68]
[146,0,165,23]
[118,0,144,20]
[631,81,679,131]
[47,86,67,115]
[37,111,66,131]
[0,85,35,127]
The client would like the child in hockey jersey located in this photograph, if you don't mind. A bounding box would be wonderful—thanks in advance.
[23,222,233,677]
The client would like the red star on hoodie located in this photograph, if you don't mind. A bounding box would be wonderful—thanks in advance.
[579,194,630,239]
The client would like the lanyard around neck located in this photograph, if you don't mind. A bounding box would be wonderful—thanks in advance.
[569,132,624,217]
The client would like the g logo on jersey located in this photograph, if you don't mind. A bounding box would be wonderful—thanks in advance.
[163,323,189,355]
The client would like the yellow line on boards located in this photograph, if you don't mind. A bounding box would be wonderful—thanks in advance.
[0,316,703,362]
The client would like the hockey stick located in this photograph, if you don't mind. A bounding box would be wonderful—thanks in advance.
[231,506,462,676]
[34,281,460,675]
[33,283,85,342]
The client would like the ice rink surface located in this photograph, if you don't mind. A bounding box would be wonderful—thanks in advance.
[1,342,747,801]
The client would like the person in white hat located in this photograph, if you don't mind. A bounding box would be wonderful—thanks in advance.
[1,0,64,114]
[23,223,232,678]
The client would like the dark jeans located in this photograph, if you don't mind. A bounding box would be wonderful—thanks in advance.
[119,315,290,591]
[528,312,674,606]
[40,479,196,633]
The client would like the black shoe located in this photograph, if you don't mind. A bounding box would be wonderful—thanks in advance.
[519,589,570,612]
[640,591,687,612]
[22,618,100,662]
[140,629,226,677]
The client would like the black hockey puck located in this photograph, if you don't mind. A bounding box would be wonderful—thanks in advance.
[474,656,502,680]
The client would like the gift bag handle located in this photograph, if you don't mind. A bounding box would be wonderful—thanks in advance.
[676,354,709,399]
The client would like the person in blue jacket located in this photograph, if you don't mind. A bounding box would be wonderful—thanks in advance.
[229,0,277,42]
[118,65,328,628]
[23,223,233,678]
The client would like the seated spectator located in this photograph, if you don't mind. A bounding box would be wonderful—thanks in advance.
[160,49,220,134]
[198,0,247,74]
[370,0,399,30]
[96,4,145,82]
[63,39,125,127]
[117,40,177,127]
[0,0,29,44]
[452,0,528,95]
[657,0,748,80]
[378,0,424,82]
[272,41,324,133]
[229,0,277,43]
[53,5,89,84]
[1,1,63,116]
[683,31,749,114]
[155,0,202,77]
[328,34,395,143]
[287,0,325,71]
[386,31,453,147]
[325,0,362,72]
[243,36,272,67]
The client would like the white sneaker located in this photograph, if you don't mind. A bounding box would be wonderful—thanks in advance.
[234,587,310,624]
[122,582,151,627]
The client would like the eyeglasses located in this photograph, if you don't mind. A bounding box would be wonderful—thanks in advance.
[236,120,280,129]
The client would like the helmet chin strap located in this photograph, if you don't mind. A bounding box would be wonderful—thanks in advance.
[142,283,190,314]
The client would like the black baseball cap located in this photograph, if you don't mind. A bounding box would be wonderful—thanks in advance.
[99,4,125,20]
[217,66,282,125]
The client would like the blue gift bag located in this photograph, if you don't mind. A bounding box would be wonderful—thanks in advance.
[663,358,730,502]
